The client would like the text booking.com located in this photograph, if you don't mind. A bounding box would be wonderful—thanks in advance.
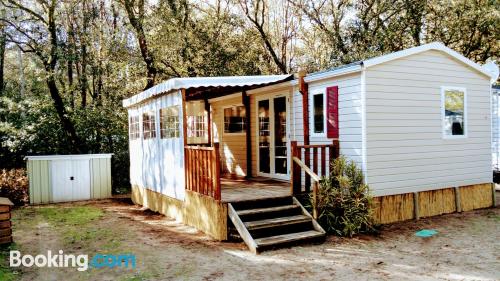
[9,250,136,271]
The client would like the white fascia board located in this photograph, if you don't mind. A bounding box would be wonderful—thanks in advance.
[304,65,362,83]
[24,154,114,161]
[363,42,494,80]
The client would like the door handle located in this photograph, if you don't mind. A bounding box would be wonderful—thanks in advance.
[70,176,74,181]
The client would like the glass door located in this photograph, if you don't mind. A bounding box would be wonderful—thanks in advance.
[257,96,289,179]
[258,100,270,174]
[274,97,287,175]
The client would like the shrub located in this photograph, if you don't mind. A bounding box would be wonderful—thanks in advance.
[0,169,29,206]
[314,156,375,237]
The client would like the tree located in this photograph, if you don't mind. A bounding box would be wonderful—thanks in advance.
[1,0,85,153]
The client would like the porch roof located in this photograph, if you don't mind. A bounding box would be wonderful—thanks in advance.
[123,74,294,108]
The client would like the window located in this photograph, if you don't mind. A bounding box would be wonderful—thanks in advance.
[129,116,140,140]
[160,106,180,139]
[188,115,206,138]
[442,86,466,138]
[142,111,156,139]
[313,93,325,134]
[224,105,246,134]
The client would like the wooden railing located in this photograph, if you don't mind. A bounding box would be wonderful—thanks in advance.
[290,140,339,219]
[185,143,221,200]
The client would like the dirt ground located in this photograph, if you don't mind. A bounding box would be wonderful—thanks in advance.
[4,193,500,281]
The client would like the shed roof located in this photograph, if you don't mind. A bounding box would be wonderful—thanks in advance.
[123,74,293,108]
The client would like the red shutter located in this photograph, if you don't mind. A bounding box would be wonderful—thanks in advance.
[326,86,339,138]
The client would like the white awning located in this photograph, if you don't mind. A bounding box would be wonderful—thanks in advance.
[123,74,293,108]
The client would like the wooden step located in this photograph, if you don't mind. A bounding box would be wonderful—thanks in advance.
[254,230,325,248]
[237,205,298,216]
[230,196,293,211]
[244,215,310,230]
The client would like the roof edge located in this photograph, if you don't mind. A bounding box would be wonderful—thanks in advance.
[304,64,362,83]
[363,42,494,79]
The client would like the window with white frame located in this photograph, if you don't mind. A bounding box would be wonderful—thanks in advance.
[312,93,325,134]
[224,105,246,134]
[160,106,180,139]
[442,86,466,137]
[188,115,206,138]
[142,111,157,139]
[129,116,140,140]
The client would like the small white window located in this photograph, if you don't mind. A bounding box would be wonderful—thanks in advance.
[442,86,467,138]
[311,92,325,136]
[142,111,157,139]
[129,116,140,140]
[224,105,246,134]
[160,106,180,139]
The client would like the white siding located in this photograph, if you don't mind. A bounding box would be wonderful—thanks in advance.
[492,87,500,169]
[292,72,363,175]
[365,50,492,196]
[128,90,185,200]
[210,95,247,177]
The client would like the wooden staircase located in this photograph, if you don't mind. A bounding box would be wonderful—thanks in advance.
[228,196,326,253]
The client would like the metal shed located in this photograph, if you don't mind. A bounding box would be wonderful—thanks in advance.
[25,154,113,204]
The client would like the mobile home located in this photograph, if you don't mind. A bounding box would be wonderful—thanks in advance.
[123,42,497,252]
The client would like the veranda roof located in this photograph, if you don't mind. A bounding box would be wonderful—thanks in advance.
[123,74,293,108]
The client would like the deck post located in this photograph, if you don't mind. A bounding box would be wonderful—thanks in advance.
[182,88,189,191]
[290,141,301,195]
[213,143,221,200]
[243,91,252,178]
[312,181,319,219]
[298,70,311,190]
[204,98,212,146]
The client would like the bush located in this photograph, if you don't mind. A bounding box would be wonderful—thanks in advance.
[314,156,375,237]
[0,169,29,206]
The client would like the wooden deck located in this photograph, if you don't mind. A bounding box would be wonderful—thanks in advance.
[221,177,290,202]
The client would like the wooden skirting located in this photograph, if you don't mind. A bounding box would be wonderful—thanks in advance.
[184,190,227,240]
[131,185,228,240]
[372,183,494,224]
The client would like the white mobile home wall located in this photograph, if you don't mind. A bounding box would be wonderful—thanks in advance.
[364,50,492,196]
[291,72,364,176]
[127,90,186,200]
[492,86,500,170]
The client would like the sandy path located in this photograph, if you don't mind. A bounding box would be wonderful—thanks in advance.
[10,195,500,281]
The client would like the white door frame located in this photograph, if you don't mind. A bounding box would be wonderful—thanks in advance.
[255,92,291,180]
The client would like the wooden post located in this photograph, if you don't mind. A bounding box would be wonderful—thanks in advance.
[243,91,252,178]
[455,186,462,212]
[290,141,301,195]
[204,98,212,146]
[413,192,420,220]
[213,143,221,200]
[330,139,340,170]
[299,70,311,192]
[312,181,319,219]
[492,183,497,207]
[182,89,189,191]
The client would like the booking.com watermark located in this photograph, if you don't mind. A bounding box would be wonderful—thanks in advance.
[9,250,136,271]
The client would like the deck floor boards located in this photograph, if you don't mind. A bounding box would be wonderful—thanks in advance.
[221,177,290,202]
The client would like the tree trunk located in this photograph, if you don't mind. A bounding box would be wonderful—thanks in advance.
[123,0,158,90]
[0,28,5,95]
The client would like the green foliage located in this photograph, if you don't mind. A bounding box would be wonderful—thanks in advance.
[0,244,20,281]
[314,156,375,237]
[0,169,28,206]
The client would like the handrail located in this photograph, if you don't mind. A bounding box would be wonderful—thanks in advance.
[290,139,339,220]
[292,157,321,182]
[292,156,321,219]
